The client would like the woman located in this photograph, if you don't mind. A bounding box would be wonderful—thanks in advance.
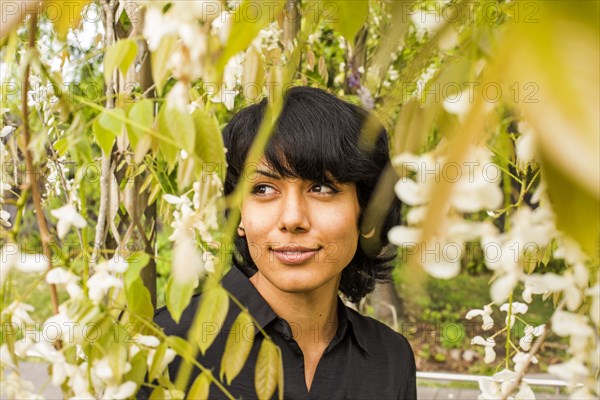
[140,86,416,399]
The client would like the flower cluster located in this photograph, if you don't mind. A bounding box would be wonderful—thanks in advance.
[388,121,599,398]
[164,174,222,285]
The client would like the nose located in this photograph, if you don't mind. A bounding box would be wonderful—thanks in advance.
[277,189,310,233]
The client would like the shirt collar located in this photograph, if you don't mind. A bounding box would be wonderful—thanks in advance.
[221,266,278,336]
[221,266,371,355]
[337,298,370,356]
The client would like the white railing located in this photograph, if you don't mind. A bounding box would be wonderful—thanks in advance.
[416,371,569,395]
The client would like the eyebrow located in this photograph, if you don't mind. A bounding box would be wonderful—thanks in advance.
[253,169,282,180]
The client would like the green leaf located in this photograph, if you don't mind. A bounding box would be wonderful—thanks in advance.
[92,120,114,155]
[127,99,154,149]
[148,342,168,382]
[191,286,229,355]
[126,278,154,321]
[255,339,279,400]
[156,106,184,170]
[165,335,194,356]
[162,104,195,153]
[151,36,177,96]
[124,251,151,288]
[149,387,167,399]
[53,137,69,157]
[124,349,148,388]
[192,108,226,182]
[165,276,196,324]
[52,1,89,41]
[188,370,212,399]
[218,1,285,73]
[99,108,126,133]
[541,155,600,256]
[104,39,138,85]
[326,1,368,42]
[220,311,254,384]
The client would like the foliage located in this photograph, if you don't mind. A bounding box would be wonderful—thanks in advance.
[0,1,598,399]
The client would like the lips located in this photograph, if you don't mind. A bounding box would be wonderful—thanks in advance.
[270,245,321,265]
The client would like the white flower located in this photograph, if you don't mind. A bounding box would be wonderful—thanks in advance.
[586,283,599,326]
[146,348,177,372]
[477,369,529,399]
[514,381,536,400]
[1,301,35,325]
[551,310,594,337]
[143,7,178,51]
[500,302,528,328]
[211,11,232,43]
[519,324,545,351]
[548,359,589,384]
[512,351,538,373]
[102,381,137,400]
[0,372,43,400]
[87,270,123,303]
[46,267,83,299]
[471,336,496,364]
[50,204,87,239]
[466,305,494,330]
[522,279,547,303]
[0,125,15,138]
[1,245,49,286]
[172,235,206,285]
[0,208,11,227]
[95,256,129,274]
[135,334,160,348]
[411,8,444,35]
[164,193,193,206]
[0,343,16,369]
[443,89,473,117]
[166,81,190,112]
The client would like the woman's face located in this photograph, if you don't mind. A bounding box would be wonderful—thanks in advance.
[239,161,361,296]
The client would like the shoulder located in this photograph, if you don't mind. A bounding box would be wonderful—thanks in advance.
[345,306,414,361]
[153,294,202,337]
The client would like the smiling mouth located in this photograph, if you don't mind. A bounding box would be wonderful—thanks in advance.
[270,246,321,265]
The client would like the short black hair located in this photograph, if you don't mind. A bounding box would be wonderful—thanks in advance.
[222,86,400,302]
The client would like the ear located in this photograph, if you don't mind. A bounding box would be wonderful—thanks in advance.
[237,223,246,237]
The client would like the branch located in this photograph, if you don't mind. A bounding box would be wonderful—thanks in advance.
[20,13,60,318]
[91,0,117,268]
[500,317,554,399]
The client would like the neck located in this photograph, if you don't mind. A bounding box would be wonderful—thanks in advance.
[249,272,340,348]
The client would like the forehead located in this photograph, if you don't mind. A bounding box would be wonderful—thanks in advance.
[249,159,339,182]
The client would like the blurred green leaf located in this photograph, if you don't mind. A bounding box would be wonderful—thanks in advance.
[126,278,154,322]
[148,342,168,382]
[127,99,154,149]
[165,276,196,324]
[192,108,226,183]
[157,105,182,171]
[151,36,177,96]
[326,0,368,43]
[188,370,211,399]
[191,286,229,355]
[255,339,279,400]
[104,39,138,85]
[124,251,150,288]
[217,1,285,73]
[220,311,254,384]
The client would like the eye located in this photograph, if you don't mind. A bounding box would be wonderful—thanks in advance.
[251,184,277,196]
[311,183,339,194]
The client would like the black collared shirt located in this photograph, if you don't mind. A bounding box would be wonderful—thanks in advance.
[137,267,416,399]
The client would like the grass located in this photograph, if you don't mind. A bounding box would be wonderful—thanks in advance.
[394,264,568,375]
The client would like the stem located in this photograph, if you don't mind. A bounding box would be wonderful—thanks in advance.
[20,13,60,319]
[500,318,553,400]
[91,0,116,269]
[505,294,513,370]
